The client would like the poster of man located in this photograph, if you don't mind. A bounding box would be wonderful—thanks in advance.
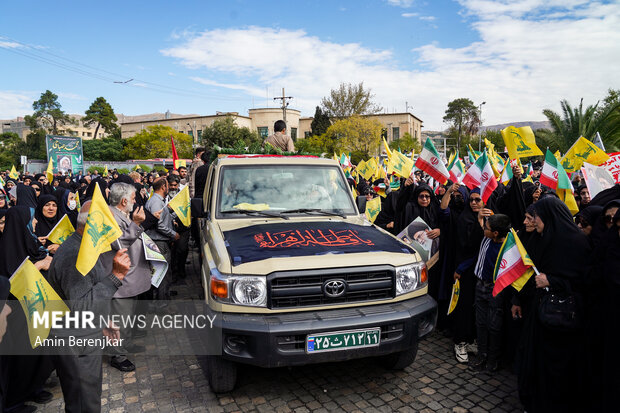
[57,155,72,174]
[396,217,439,262]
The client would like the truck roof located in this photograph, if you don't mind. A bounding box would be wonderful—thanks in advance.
[215,155,338,167]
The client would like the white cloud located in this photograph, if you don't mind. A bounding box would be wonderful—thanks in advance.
[0,91,34,119]
[419,16,436,21]
[161,2,620,130]
[401,12,419,18]
[387,0,415,7]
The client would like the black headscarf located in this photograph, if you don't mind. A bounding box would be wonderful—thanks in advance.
[15,184,37,210]
[34,194,60,238]
[84,177,108,203]
[530,197,591,286]
[395,183,440,232]
[0,188,8,210]
[576,205,604,247]
[0,206,48,277]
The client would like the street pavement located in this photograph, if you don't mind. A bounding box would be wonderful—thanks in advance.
[36,250,523,413]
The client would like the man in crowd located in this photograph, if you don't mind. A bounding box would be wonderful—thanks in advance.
[106,183,150,373]
[166,175,190,281]
[264,120,295,152]
[187,147,205,199]
[145,178,178,304]
[178,166,188,185]
[47,201,131,413]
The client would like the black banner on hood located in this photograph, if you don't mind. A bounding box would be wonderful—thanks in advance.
[223,222,414,266]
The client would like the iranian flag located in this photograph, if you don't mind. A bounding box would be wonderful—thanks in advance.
[540,149,570,189]
[462,150,498,203]
[171,136,180,170]
[539,149,579,214]
[415,138,450,184]
[447,151,465,183]
[492,229,535,297]
[500,161,513,186]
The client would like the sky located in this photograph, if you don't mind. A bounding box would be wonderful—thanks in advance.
[1,0,619,130]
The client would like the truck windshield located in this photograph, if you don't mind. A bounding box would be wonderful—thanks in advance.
[217,164,357,217]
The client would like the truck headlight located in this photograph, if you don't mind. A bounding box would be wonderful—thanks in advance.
[395,263,427,296]
[231,277,267,306]
[210,271,267,307]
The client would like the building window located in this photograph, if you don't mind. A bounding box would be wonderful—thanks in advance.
[87,132,92,137]
[257,127,268,139]
[188,130,193,137]
[304,131,311,138]
[291,128,297,142]
[415,130,418,140]
[197,130,202,141]
[393,127,400,140]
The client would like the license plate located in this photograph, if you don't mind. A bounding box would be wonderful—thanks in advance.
[306,327,381,353]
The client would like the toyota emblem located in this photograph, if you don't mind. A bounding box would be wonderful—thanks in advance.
[323,279,347,298]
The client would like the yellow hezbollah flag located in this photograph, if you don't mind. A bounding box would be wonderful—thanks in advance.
[350,185,357,201]
[554,150,562,161]
[366,157,378,178]
[561,136,610,173]
[501,126,543,160]
[76,183,122,275]
[45,159,54,183]
[382,137,392,159]
[168,185,191,227]
[364,196,381,223]
[9,165,19,179]
[75,191,81,209]
[10,257,69,348]
[357,160,374,181]
[47,214,75,245]
[387,150,414,179]
[103,166,108,177]
[447,279,460,315]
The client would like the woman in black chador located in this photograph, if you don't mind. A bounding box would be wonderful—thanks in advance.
[516,197,590,413]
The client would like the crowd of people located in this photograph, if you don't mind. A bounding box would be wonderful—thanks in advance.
[0,134,618,412]
[356,163,619,412]
[0,147,212,413]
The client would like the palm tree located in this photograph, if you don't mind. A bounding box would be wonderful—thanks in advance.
[538,98,620,152]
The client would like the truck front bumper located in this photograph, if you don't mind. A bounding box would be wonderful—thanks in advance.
[208,295,437,368]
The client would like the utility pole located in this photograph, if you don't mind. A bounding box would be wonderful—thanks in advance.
[273,88,293,124]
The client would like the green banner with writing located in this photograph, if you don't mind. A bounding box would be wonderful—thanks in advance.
[46,135,84,174]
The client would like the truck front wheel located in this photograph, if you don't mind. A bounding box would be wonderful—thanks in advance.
[207,355,237,393]
[379,343,418,370]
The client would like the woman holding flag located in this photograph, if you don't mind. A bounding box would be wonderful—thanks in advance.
[517,197,590,413]
[34,194,61,253]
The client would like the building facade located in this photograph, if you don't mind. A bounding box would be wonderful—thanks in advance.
[299,112,423,145]
[120,108,422,147]
[1,115,112,141]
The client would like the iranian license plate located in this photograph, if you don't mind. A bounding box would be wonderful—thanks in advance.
[306,327,381,353]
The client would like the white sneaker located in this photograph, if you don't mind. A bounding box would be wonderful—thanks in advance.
[455,342,468,363]
[466,341,478,355]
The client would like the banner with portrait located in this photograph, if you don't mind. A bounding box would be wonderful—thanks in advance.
[45,135,84,174]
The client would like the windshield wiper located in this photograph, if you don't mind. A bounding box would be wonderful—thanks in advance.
[221,209,288,219]
[280,208,347,218]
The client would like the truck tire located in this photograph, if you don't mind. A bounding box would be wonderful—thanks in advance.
[207,356,237,393]
[380,344,418,370]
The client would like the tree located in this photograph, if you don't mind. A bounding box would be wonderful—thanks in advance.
[389,132,422,154]
[310,106,331,136]
[24,90,74,134]
[124,126,193,159]
[326,116,382,158]
[295,133,344,156]
[200,116,261,149]
[443,98,480,151]
[320,82,383,119]
[83,136,127,161]
[18,129,47,161]
[83,97,119,139]
[0,132,22,170]
[538,98,620,152]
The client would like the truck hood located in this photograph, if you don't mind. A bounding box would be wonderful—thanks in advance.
[214,217,420,275]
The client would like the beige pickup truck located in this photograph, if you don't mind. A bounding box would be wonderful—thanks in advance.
[198,155,436,392]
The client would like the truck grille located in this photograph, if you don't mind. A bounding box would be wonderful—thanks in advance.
[268,266,395,309]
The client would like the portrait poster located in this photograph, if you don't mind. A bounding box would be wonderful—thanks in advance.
[46,135,84,174]
[396,216,439,262]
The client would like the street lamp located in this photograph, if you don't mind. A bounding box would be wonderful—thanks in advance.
[478,101,486,151]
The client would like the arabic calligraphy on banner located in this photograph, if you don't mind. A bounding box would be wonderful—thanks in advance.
[254,229,375,249]
[46,135,84,174]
